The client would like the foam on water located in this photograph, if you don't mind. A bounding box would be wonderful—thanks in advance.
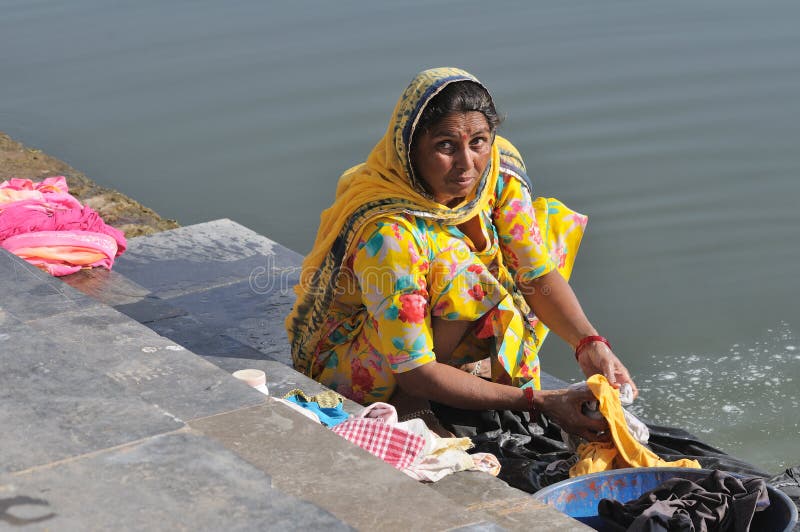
[628,322,798,472]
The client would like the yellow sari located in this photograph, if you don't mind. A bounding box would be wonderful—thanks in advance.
[286,68,586,403]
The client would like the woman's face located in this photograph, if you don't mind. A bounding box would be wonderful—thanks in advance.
[412,111,492,207]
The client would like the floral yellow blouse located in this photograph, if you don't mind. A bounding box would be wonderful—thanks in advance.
[308,172,586,404]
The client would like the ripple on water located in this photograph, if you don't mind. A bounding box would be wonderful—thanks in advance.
[636,322,797,472]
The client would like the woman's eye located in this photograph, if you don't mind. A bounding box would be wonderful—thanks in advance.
[437,141,454,152]
[471,137,488,147]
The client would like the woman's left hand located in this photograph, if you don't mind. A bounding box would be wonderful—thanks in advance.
[576,341,638,398]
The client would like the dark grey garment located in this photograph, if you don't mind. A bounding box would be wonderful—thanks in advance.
[597,469,769,532]
[430,400,770,494]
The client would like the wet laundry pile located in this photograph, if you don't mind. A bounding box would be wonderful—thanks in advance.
[598,469,770,532]
[441,386,767,490]
[0,176,126,276]
[278,389,500,482]
[429,381,800,525]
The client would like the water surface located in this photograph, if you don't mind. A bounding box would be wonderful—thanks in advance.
[2,0,798,472]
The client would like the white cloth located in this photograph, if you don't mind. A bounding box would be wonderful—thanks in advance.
[399,422,475,482]
[618,383,635,405]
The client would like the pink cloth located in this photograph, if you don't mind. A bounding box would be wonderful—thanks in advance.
[0,176,80,210]
[3,230,119,276]
[0,176,70,194]
[0,177,126,276]
[0,188,44,205]
[332,417,425,470]
[358,402,399,425]
[0,203,125,247]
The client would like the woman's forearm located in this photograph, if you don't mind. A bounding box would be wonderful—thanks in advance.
[520,269,597,348]
[521,269,639,394]
[393,360,611,439]
[394,361,528,411]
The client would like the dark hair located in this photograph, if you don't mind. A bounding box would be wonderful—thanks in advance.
[414,81,502,136]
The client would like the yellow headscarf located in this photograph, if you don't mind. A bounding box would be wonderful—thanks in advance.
[286,67,529,375]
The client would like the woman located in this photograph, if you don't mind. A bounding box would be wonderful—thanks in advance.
[286,67,637,441]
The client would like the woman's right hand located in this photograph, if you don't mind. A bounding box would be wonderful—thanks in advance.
[533,387,610,442]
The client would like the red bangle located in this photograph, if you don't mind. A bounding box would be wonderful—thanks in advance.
[523,387,535,413]
[575,335,611,361]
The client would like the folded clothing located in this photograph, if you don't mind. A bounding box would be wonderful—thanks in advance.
[0,176,126,276]
[3,231,120,276]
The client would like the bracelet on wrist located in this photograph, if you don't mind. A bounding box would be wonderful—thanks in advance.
[523,387,537,415]
[523,386,545,426]
[574,335,612,362]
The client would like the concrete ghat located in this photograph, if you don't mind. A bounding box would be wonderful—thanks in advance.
[1,219,589,530]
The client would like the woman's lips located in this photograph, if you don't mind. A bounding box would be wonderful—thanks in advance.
[450,175,476,186]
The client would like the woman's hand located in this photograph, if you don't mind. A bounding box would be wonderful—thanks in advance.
[534,388,610,442]
[576,341,638,398]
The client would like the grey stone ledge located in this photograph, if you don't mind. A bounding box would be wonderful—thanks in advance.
[2,430,352,531]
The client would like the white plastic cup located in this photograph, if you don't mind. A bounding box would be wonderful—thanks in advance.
[232,369,269,396]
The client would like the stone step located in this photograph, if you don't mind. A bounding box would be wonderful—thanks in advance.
[0,249,350,530]
[1,249,504,530]
[51,218,587,530]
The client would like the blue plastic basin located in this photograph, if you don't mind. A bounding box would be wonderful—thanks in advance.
[533,467,798,531]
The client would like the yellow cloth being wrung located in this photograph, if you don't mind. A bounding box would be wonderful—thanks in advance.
[569,374,701,477]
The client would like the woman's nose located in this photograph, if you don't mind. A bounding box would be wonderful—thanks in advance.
[453,144,471,170]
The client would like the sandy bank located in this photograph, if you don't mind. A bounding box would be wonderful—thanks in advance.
[0,131,179,238]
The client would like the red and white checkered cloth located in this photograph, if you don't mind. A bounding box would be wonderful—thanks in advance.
[332,418,425,470]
